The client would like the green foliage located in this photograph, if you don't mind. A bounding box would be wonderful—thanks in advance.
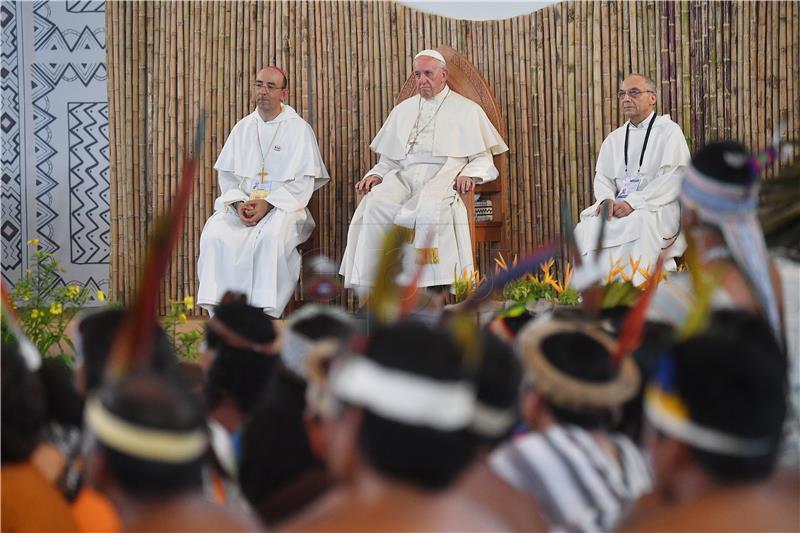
[5,241,97,359]
[601,280,642,308]
[161,296,203,362]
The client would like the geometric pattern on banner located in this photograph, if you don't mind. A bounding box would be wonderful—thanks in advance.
[1,0,109,298]
[69,102,109,264]
[1,1,23,283]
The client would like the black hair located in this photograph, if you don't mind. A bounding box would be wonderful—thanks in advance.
[356,320,476,490]
[38,357,84,428]
[290,311,352,342]
[238,371,326,525]
[671,310,786,482]
[1,341,46,463]
[469,332,522,445]
[691,140,754,186]
[78,308,178,393]
[204,301,277,414]
[539,332,616,430]
[96,371,206,497]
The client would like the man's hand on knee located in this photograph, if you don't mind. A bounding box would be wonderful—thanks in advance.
[241,199,271,226]
[594,199,613,219]
[612,200,633,218]
[455,175,475,194]
[356,175,382,193]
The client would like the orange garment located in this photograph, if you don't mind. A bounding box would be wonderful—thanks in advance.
[72,486,122,533]
[1,460,79,532]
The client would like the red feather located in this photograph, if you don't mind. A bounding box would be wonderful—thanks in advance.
[105,113,206,380]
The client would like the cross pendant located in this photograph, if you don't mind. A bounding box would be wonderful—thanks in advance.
[258,167,268,183]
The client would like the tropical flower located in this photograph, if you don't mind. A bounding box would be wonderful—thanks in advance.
[183,295,194,310]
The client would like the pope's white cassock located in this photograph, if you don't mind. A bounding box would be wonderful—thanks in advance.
[573,112,690,279]
[339,86,508,289]
[197,105,329,317]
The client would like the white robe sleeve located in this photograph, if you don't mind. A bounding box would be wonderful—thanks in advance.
[364,154,402,180]
[623,131,689,212]
[459,150,498,184]
[266,175,315,213]
[214,171,248,212]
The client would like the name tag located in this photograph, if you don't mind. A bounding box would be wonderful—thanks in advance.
[616,173,641,200]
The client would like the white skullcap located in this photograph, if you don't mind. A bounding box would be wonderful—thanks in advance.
[414,49,446,65]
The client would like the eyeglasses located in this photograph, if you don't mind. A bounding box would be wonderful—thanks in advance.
[617,88,654,99]
[253,82,285,92]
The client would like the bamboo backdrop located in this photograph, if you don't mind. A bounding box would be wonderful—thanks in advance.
[106,1,800,313]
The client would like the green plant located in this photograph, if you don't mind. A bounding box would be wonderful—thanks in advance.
[161,295,203,362]
[5,239,101,359]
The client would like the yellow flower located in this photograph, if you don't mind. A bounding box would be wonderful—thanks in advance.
[67,284,80,298]
[22,294,30,302]
[178,313,188,323]
[96,290,106,302]
[183,295,194,310]
[30,309,41,319]
[27,238,40,246]
[49,302,62,315]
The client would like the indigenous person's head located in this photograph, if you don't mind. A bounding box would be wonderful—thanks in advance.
[681,140,755,235]
[619,73,657,125]
[83,370,209,500]
[681,140,781,339]
[253,66,288,119]
[203,293,278,430]
[467,332,523,450]
[413,49,448,99]
[72,308,178,397]
[1,340,46,464]
[644,310,787,498]
[515,317,640,432]
[327,320,478,490]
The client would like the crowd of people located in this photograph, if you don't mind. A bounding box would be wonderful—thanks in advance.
[2,48,798,532]
[3,140,798,528]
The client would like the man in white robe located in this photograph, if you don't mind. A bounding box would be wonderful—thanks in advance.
[573,74,690,281]
[197,66,329,317]
[339,50,508,291]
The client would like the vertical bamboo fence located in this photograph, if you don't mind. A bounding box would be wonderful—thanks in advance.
[106,1,800,313]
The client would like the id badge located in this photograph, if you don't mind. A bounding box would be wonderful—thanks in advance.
[616,172,641,200]
[249,179,270,200]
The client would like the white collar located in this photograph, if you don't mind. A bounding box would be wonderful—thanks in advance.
[253,103,287,124]
[421,85,450,105]
[628,111,656,129]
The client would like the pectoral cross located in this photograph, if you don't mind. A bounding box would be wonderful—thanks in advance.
[251,167,269,200]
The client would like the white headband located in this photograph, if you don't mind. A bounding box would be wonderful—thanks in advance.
[86,397,208,464]
[330,357,475,431]
[644,388,772,457]
[470,402,517,438]
[414,49,446,65]
[281,305,353,380]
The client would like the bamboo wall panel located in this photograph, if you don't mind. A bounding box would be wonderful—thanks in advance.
[106,1,800,312]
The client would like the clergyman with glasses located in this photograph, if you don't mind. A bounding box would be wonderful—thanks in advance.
[573,73,690,282]
[339,49,508,294]
[197,66,330,318]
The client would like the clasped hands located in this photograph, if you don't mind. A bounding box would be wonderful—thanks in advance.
[236,199,271,226]
[595,199,633,219]
[355,174,476,194]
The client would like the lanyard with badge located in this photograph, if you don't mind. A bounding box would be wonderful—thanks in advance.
[616,113,656,200]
